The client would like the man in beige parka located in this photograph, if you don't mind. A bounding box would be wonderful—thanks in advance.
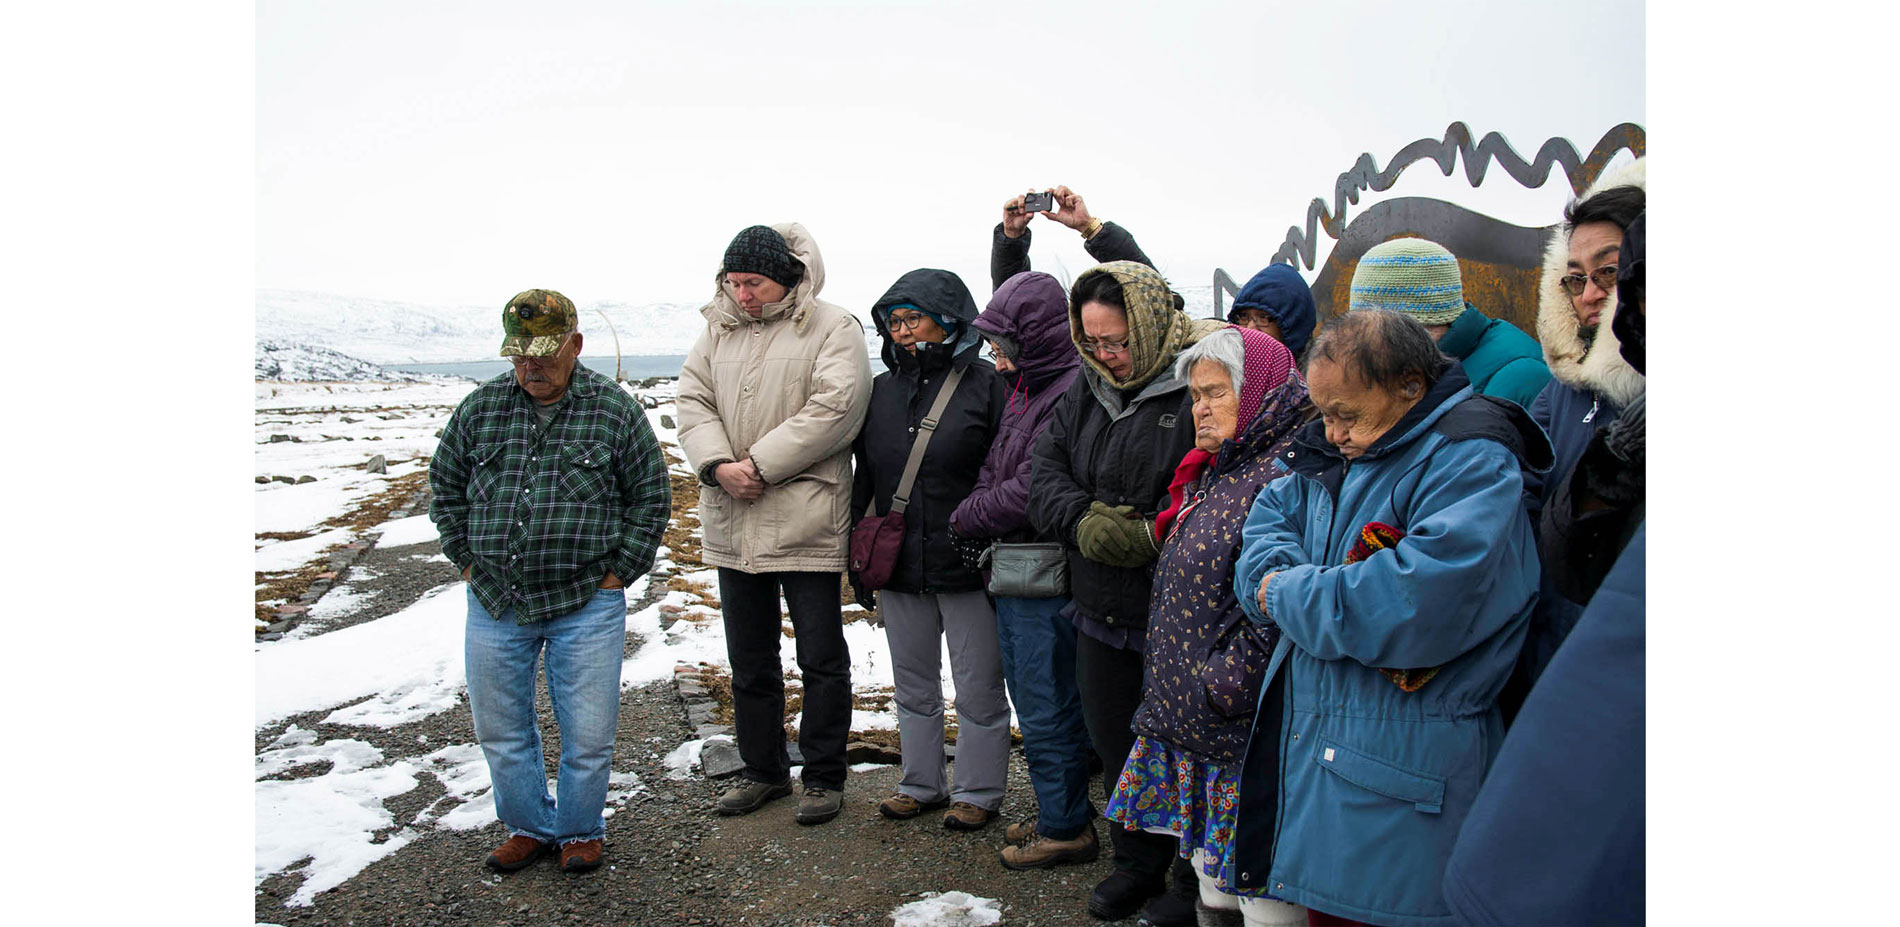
[676,223,873,826]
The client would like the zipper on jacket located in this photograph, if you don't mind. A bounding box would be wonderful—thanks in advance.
[1583,397,1600,424]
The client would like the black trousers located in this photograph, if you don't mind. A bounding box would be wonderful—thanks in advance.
[717,568,852,791]
[1076,629,1180,881]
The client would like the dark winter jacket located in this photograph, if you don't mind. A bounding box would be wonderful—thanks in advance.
[851,269,1006,594]
[989,220,1153,291]
[1507,158,1647,718]
[1227,263,1317,360]
[949,272,1080,542]
[1434,303,1549,409]
[1228,364,1551,925]
[1027,263,1226,641]
[1444,524,1646,927]
[1131,378,1311,764]
[1537,212,1647,605]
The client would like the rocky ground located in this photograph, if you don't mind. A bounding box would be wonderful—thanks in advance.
[257,485,1124,926]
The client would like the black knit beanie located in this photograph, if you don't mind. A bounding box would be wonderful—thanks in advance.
[722,225,804,289]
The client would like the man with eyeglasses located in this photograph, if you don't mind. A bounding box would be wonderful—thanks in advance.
[429,288,672,875]
[1504,157,1647,721]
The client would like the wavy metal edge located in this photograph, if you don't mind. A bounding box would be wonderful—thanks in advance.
[1268,121,1645,272]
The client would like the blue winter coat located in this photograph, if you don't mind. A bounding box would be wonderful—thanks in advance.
[1442,523,1646,926]
[1227,364,1550,926]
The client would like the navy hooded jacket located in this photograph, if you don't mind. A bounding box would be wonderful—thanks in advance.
[1228,263,1317,360]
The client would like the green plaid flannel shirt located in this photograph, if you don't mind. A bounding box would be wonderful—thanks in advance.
[429,366,671,625]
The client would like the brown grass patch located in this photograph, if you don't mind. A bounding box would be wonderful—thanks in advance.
[322,469,430,531]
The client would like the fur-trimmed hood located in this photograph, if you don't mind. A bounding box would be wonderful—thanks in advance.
[1536,158,1646,407]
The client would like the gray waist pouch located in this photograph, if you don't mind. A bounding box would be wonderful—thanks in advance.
[982,542,1068,599]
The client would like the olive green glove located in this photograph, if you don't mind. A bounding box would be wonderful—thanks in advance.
[1075,501,1161,568]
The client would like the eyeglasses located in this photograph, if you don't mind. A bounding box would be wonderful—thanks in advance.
[885,312,930,332]
[982,340,1017,363]
[1558,266,1619,297]
[1079,338,1130,356]
[508,352,566,368]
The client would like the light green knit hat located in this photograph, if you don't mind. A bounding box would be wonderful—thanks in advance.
[1349,238,1465,325]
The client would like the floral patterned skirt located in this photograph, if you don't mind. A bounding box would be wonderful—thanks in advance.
[1105,734,1273,898]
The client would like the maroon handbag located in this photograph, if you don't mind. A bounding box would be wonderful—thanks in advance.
[849,367,965,591]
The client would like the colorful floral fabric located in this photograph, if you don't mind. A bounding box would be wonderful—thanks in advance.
[1105,735,1278,899]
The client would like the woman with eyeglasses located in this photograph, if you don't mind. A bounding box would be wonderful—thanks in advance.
[943,270,1097,871]
[1025,260,1228,922]
[849,268,1011,832]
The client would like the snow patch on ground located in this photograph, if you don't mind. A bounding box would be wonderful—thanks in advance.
[374,513,442,548]
[256,526,359,574]
[663,739,706,780]
[255,582,467,728]
[890,891,1004,927]
[255,743,421,907]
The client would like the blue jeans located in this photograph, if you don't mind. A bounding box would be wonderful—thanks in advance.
[465,586,625,845]
[994,594,1093,840]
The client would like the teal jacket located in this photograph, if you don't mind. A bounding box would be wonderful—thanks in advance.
[1436,304,1549,410]
[1228,364,1550,926]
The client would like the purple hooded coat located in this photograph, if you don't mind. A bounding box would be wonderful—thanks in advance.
[948,272,1080,542]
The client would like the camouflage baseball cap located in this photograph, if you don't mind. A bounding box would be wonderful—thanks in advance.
[500,289,579,357]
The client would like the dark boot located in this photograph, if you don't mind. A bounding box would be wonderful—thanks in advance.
[1137,855,1201,926]
[1089,869,1167,921]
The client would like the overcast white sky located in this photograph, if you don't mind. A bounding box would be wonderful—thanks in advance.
[257,0,1645,316]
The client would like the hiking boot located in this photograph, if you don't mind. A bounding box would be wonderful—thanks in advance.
[1000,823,1100,871]
[796,786,843,825]
[558,839,603,874]
[877,792,950,820]
[715,778,793,816]
[943,801,996,831]
[1089,870,1167,921]
[1003,816,1039,845]
[484,835,553,872]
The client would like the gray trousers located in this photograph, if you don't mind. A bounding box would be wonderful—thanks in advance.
[876,589,1010,810]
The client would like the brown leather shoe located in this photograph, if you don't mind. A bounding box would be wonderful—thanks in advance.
[878,792,950,820]
[1000,824,1100,870]
[1004,816,1038,845]
[942,801,997,831]
[485,835,553,872]
[559,838,603,873]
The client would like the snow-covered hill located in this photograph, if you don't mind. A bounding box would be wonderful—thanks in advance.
[257,290,709,365]
[256,340,419,382]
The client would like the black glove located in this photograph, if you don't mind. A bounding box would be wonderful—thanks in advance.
[1579,393,1645,510]
[947,525,991,573]
[847,573,876,614]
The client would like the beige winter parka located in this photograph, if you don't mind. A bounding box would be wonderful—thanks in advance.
[676,223,874,573]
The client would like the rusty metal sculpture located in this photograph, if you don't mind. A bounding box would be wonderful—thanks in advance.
[1213,121,1645,338]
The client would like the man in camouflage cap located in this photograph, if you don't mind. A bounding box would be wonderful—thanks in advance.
[430,288,671,874]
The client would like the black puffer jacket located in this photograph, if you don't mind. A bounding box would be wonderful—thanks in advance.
[1027,365,1196,632]
[851,269,1006,595]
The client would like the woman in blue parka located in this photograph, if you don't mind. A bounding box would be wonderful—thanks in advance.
[1227,310,1550,927]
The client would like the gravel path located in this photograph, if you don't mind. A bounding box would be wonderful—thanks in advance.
[256,494,1123,926]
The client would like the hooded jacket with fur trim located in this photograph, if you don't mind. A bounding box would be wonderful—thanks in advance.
[1510,159,1646,713]
[676,222,874,573]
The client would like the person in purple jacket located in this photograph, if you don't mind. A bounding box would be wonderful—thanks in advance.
[946,271,1098,872]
